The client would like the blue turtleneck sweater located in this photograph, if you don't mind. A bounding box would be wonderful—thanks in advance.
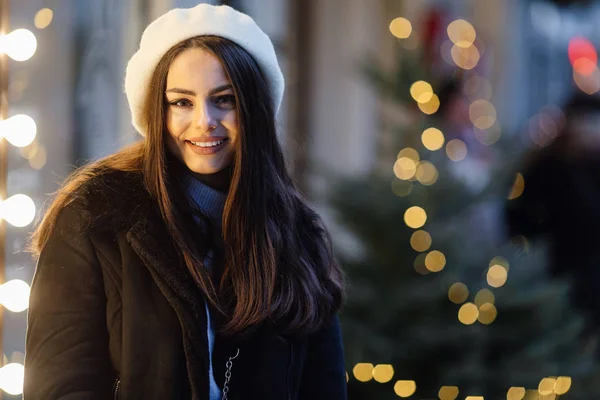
[180,170,227,400]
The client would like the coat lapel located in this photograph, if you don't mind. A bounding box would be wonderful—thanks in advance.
[123,187,211,399]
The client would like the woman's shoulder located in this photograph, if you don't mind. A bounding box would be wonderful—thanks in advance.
[68,169,153,234]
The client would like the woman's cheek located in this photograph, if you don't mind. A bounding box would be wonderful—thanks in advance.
[168,109,192,136]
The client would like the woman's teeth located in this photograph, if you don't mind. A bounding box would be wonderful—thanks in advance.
[189,139,226,148]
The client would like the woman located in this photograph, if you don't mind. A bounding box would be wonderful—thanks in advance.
[23,3,346,399]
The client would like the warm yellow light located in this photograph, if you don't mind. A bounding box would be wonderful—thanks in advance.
[451,44,480,70]
[458,302,479,325]
[555,377,571,395]
[507,386,526,400]
[448,282,469,304]
[508,173,525,200]
[464,397,484,400]
[477,303,497,324]
[469,99,497,129]
[474,289,495,307]
[446,139,467,161]
[410,80,434,104]
[410,230,432,252]
[34,8,54,29]
[538,377,556,396]
[1,114,37,147]
[438,386,459,400]
[487,265,508,288]
[421,128,445,151]
[425,250,446,272]
[0,194,36,227]
[416,161,438,186]
[0,29,37,61]
[418,94,440,115]
[394,157,417,180]
[389,17,412,39]
[447,19,476,48]
[394,380,416,397]
[489,256,509,270]
[0,363,24,395]
[0,280,30,312]
[397,147,420,161]
[404,206,427,229]
[373,364,394,383]
[353,363,374,382]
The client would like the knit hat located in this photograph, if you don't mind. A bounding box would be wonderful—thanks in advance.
[124,3,285,137]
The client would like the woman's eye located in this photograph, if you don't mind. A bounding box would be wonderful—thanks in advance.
[170,99,192,108]
[215,95,236,107]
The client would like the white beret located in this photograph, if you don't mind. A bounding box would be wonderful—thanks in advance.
[124,3,285,136]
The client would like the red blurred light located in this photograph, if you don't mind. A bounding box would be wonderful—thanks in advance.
[568,37,598,76]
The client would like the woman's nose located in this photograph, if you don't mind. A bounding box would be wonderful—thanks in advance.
[195,101,218,131]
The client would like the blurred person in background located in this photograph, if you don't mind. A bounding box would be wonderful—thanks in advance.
[22,3,346,399]
[506,91,600,333]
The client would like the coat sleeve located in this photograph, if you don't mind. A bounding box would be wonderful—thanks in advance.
[24,202,115,399]
[298,314,348,400]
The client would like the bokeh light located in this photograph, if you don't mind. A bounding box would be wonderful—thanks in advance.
[568,37,597,76]
[394,380,417,397]
[474,289,495,307]
[0,29,37,61]
[418,94,440,115]
[404,206,427,229]
[389,17,412,39]
[421,128,445,151]
[447,19,476,48]
[410,81,434,104]
[0,363,24,395]
[425,250,446,272]
[438,386,459,400]
[507,387,526,400]
[448,282,469,304]
[0,194,36,227]
[353,363,374,382]
[416,161,438,186]
[473,123,502,145]
[397,147,420,161]
[451,44,480,70]
[0,280,30,312]
[458,302,479,325]
[410,230,432,252]
[469,100,497,129]
[487,265,508,288]
[555,377,572,395]
[414,253,430,275]
[373,364,394,383]
[539,377,556,396]
[463,75,493,101]
[1,114,37,147]
[34,8,54,30]
[394,157,417,180]
[508,173,525,200]
[446,139,467,161]
[477,303,497,324]
[29,145,47,170]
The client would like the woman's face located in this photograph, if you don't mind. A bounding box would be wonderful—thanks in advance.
[165,48,238,174]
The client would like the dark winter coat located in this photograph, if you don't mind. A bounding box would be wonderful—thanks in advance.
[23,170,347,399]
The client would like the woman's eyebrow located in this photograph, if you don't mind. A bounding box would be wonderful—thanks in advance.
[165,84,233,96]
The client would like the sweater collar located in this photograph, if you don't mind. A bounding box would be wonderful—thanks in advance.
[180,169,228,232]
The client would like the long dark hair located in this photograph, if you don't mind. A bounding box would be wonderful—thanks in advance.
[27,36,345,335]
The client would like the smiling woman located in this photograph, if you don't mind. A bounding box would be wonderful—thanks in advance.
[23,3,347,400]
[164,47,238,174]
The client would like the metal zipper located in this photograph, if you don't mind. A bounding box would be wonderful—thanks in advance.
[112,378,120,400]
[287,342,294,400]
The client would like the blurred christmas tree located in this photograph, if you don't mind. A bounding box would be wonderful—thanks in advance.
[330,9,600,400]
